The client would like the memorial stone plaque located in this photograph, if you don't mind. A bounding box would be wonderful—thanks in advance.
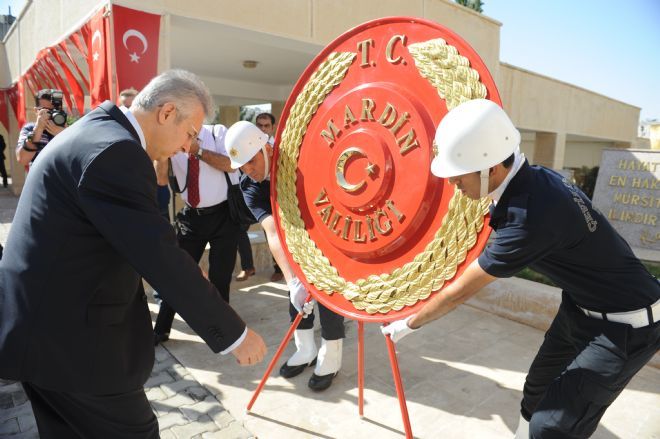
[592,149,660,261]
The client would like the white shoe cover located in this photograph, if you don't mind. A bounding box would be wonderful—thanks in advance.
[314,338,343,376]
[286,329,317,367]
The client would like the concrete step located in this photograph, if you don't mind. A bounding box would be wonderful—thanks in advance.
[195,229,660,370]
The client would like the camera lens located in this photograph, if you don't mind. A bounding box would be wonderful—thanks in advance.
[51,111,67,127]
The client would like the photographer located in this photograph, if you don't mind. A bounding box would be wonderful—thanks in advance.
[16,89,67,167]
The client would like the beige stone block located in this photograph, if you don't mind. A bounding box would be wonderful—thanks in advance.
[313,0,424,44]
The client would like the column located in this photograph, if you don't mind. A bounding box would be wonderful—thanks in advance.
[217,106,240,126]
[533,131,566,170]
[157,14,171,73]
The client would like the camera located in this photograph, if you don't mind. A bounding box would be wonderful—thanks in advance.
[36,89,67,127]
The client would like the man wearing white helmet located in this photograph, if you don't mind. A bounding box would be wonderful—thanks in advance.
[383,99,660,438]
[225,120,346,391]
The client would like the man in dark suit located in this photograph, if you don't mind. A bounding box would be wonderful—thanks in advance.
[0,133,8,187]
[0,70,266,438]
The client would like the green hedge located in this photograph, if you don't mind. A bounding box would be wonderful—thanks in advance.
[515,262,660,287]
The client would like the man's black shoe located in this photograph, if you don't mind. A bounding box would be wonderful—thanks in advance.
[154,332,170,346]
[308,372,338,391]
[279,357,316,378]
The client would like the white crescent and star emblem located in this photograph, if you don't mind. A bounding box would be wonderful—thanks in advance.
[91,30,102,62]
[122,29,148,63]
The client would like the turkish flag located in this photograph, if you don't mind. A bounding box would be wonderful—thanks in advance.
[112,5,160,94]
[44,51,81,115]
[59,40,89,91]
[0,90,9,132]
[40,57,75,113]
[7,81,26,128]
[23,71,38,98]
[30,63,50,91]
[49,46,85,114]
[68,33,91,90]
[34,60,55,88]
[69,32,87,60]
[86,8,111,108]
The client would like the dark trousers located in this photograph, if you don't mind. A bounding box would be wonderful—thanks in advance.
[22,382,158,439]
[522,293,660,438]
[154,203,238,335]
[237,225,254,270]
[157,184,171,222]
[290,298,345,340]
[0,154,7,187]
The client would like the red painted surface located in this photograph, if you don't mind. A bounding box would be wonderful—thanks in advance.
[272,17,501,322]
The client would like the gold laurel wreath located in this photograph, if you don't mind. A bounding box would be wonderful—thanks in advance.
[276,39,490,314]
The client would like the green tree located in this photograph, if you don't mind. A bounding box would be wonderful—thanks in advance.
[455,0,484,13]
[573,166,599,200]
[239,106,257,122]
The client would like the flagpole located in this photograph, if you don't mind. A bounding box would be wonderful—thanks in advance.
[104,3,116,103]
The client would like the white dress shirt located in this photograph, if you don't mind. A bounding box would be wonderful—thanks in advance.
[119,107,147,151]
[489,148,526,205]
[171,124,240,208]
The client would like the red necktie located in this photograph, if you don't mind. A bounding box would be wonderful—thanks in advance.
[187,154,200,207]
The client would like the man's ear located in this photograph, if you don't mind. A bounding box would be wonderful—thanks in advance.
[265,143,274,157]
[158,103,176,125]
[490,163,505,176]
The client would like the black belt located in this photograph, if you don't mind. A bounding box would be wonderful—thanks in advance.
[184,201,226,216]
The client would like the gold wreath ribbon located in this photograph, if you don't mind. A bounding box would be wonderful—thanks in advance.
[276,38,490,314]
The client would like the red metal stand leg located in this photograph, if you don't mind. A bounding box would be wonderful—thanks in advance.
[357,321,365,417]
[385,335,413,439]
[247,312,304,411]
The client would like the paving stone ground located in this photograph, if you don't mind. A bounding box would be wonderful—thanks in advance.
[0,345,254,438]
[0,190,254,438]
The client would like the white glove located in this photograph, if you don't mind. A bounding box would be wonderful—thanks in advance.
[288,277,315,317]
[381,315,418,343]
[302,300,314,317]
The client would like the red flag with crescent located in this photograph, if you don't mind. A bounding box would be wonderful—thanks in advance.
[22,71,38,98]
[27,66,47,91]
[49,46,85,114]
[33,61,56,93]
[40,57,75,113]
[7,81,26,129]
[69,32,87,62]
[59,40,89,90]
[0,89,9,132]
[86,8,111,108]
[112,5,161,94]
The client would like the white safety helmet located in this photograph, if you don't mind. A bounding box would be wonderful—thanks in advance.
[431,99,520,178]
[225,120,270,170]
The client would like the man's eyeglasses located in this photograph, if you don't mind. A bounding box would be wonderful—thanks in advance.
[186,126,202,145]
[157,104,202,144]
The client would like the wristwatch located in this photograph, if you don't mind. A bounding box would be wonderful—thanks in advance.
[195,148,204,160]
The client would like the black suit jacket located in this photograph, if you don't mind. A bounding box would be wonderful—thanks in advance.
[0,102,246,394]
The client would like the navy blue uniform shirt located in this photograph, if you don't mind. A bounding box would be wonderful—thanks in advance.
[478,160,660,312]
[240,175,272,222]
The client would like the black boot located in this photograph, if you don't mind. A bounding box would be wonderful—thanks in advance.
[308,372,338,391]
[307,338,342,391]
[279,329,317,378]
[279,357,316,378]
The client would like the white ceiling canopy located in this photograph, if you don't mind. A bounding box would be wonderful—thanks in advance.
[169,15,322,105]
